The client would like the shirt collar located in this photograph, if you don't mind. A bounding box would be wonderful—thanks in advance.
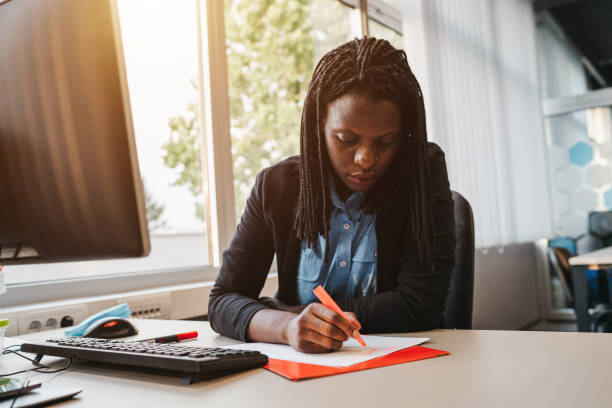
[329,175,365,220]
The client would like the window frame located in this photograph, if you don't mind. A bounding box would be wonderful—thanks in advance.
[340,0,402,35]
[536,87,612,322]
[1,0,404,309]
[196,0,235,267]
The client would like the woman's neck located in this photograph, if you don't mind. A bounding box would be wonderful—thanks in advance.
[332,173,353,202]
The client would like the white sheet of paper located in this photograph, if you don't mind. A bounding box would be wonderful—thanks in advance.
[223,335,428,367]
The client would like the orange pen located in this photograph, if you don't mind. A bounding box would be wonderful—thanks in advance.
[313,285,366,347]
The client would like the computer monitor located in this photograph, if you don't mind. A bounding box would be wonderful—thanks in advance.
[0,0,150,265]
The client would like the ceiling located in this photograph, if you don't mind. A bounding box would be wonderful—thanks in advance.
[534,0,612,89]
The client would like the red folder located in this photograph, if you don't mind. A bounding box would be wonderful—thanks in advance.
[264,345,449,381]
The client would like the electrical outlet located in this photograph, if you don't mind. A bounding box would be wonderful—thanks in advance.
[116,293,171,319]
[17,304,88,335]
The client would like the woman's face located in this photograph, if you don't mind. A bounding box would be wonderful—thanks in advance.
[323,92,402,199]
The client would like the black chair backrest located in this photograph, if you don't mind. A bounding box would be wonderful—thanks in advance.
[440,191,475,329]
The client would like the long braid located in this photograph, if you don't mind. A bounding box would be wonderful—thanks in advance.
[294,37,436,267]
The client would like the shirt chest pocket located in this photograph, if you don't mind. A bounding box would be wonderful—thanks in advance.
[297,246,324,282]
[351,233,378,264]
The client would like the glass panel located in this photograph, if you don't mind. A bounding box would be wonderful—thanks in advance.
[369,18,403,51]
[545,106,612,238]
[4,0,209,284]
[119,0,205,237]
[545,105,612,310]
[536,16,588,99]
[381,0,402,10]
[534,6,612,99]
[225,0,353,221]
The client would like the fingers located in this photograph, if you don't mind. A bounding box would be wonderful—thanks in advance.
[294,340,336,354]
[302,304,349,341]
[308,304,358,339]
[286,314,344,353]
[301,330,344,351]
[286,304,364,353]
[344,312,361,331]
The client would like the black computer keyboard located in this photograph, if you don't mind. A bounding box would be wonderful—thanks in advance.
[20,337,268,384]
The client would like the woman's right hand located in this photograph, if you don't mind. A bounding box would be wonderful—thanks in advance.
[283,303,361,353]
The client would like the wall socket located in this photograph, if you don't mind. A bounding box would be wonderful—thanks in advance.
[17,304,89,335]
[116,293,171,319]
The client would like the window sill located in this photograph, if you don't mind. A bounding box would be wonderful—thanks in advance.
[0,267,279,337]
[0,265,218,308]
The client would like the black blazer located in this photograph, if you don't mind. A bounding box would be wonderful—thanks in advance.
[208,142,456,341]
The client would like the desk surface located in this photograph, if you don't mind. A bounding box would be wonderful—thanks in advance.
[569,245,612,266]
[3,319,611,407]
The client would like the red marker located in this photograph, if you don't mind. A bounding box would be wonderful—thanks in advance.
[139,331,198,344]
[313,285,366,347]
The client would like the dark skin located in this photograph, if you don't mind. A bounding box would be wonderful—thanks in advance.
[246,91,402,353]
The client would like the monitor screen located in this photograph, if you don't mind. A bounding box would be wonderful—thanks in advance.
[0,0,150,265]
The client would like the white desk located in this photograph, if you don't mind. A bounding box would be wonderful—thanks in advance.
[569,246,612,266]
[2,319,611,407]
[569,246,612,331]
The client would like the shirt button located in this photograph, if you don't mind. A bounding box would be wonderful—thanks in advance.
[343,223,350,230]
[339,260,347,267]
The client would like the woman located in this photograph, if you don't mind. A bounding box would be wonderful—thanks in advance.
[209,37,455,353]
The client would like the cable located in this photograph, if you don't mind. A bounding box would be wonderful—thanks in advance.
[3,348,48,367]
[1,345,72,377]
[33,359,72,374]
[10,379,30,408]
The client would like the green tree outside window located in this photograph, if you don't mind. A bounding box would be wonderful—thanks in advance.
[162,0,352,223]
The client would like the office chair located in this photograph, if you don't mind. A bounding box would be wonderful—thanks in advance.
[548,246,612,332]
[439,191,475,330]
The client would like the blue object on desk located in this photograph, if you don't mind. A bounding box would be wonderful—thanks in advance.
[549,236,577,256]
[64,303,131,337]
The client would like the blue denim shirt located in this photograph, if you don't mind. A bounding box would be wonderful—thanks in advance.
[297,179,378,305]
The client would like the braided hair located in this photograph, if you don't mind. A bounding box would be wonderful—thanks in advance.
[293,37,435,267]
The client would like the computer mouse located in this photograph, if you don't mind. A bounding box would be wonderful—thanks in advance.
[83,317,138,339]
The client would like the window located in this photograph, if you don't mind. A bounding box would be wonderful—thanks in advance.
[533,1,612,320]
[369,18,403,50]
[225,0,403,219]
[3,0,407,302]
[4,0,210,285]
[543,105,612,237]
[536,13,590,99]
[535,4,612,236]
[225,0,354,219]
